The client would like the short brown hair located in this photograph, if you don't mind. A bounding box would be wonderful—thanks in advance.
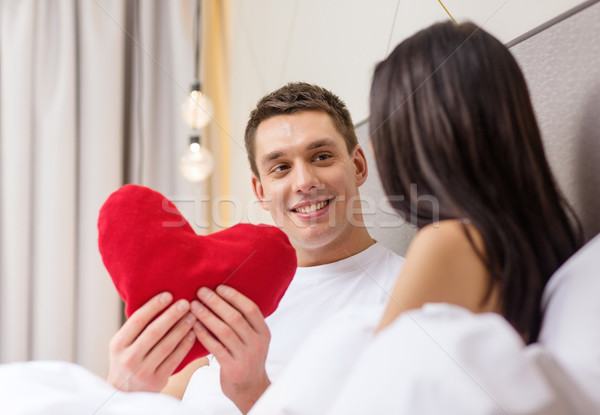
[244,82,358,178]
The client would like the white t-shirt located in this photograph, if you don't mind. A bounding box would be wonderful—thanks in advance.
[181,242,404,413]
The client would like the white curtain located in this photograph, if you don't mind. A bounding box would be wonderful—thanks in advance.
[0,0,199,376]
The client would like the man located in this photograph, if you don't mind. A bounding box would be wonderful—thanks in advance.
[107,83,404,414]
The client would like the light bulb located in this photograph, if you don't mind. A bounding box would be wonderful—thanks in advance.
[179,137,215,182]
[181,89,214,129]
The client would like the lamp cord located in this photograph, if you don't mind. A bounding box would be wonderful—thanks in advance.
[194,0,201,85]
[437,0,458,24]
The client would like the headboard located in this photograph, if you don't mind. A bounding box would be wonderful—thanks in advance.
[361,1,600,256]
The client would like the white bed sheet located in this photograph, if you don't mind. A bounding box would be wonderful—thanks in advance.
[0,361,198,415]
[251,303,590,415]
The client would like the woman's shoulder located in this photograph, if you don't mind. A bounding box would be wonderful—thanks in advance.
[409,219,485,260]
[402,219,496,312]
[376,219,499,331]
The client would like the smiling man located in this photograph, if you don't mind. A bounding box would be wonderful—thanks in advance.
[251,110,374,266]
[180,83,405,413]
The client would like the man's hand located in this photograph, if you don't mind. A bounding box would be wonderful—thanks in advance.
[107,292,197,392]
[191,286,271,414]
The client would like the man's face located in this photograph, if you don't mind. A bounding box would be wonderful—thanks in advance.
[251,111,368,255]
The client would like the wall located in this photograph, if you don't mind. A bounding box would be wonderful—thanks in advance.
[511,1,600,242]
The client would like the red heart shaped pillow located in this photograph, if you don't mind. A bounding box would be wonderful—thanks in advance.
[98,184,297,373]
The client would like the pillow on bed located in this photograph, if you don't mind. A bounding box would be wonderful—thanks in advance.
[98,184,297,373]
[528,346,598,414]
[538,232,600,404]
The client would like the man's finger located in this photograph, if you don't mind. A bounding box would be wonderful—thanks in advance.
[156,329,197,379]
[191,297,245,353]
[195,288,256,340]
[216,285,270,336]
[114,292,173,349]
[143,312,196,368]
[132,299,192,356]
[193,321,232,363]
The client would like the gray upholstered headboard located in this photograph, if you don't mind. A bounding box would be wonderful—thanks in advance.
[360,1,600,256]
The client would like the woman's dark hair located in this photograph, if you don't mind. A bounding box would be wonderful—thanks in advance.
[370,21,582,343]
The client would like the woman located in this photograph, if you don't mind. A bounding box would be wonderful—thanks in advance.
[370,21,582,343]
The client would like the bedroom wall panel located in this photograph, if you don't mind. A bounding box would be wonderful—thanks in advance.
[510,1,600,242]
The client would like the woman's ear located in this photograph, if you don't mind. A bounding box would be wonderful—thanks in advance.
[353,145,369,186]
[251,175,270,211]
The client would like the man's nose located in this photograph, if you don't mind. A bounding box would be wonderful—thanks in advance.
[294,163,320,194]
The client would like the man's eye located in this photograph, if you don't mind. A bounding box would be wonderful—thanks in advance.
[271,164,290,173]
[314,153,332,162]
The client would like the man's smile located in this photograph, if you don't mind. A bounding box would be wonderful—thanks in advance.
[289,197,335,220]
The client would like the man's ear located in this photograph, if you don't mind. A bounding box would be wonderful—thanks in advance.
[251,174,270,211]
[352,145,368,186]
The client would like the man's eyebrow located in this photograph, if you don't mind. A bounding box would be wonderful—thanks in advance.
[261,150,286,166]
[306,138,337,151]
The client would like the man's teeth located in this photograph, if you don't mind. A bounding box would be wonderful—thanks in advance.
[295,200,328,213]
